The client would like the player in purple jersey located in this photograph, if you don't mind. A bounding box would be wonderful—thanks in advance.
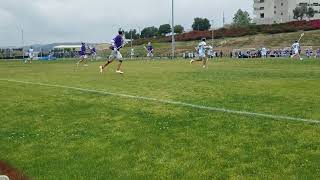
[100,30,127,74]
[76,42,88,67]
[90,46,97,61]
[145,42,154,59]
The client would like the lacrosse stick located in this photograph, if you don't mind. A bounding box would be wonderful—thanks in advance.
[298,33,305,43]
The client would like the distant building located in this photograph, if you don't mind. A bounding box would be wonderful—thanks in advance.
[53,45,82,52]
[253,0,320,24]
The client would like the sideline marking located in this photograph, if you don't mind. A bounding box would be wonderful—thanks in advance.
[1,78,319,124]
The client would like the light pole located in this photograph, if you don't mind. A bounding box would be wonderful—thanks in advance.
[130,29,133,59]
[171,0,175,58]
[17,26,25,59]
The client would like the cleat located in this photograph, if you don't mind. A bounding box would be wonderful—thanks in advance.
[116,70,124,74]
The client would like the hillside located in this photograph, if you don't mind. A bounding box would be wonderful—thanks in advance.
[98,30,320,57]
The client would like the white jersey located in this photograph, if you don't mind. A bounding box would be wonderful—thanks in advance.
[261,48,267,56]
[292,43,300,51]
[198,41,207,57]
[28,48,34,58]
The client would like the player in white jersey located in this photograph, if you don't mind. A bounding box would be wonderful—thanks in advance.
[25,47,34,63]
[261,47,267,58]
[190,38,212,68]
[291,40,303,60]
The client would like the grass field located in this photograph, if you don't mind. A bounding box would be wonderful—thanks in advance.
[0,58,320,179]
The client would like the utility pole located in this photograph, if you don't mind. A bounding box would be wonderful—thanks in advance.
[223,12,225,27]
[130,29,133,59]
[19,27,25,60]
[138,26,141,39]
[171,0,175,58]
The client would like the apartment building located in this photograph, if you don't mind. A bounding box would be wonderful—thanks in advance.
[253,0,320,24]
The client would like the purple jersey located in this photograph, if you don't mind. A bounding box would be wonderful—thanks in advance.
[91,47,96,53]
[147,45,153,52]
[80,44,86,56]
[113,35,123,50]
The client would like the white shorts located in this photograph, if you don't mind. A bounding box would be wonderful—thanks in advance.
[110,50,122,60]
[199,52,206,58]
[80,55,87,59]
[147,52,153,57]
[294,49,299,55]
[29,55,34,59]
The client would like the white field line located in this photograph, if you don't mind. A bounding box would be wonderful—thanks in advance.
[1,78,319,124]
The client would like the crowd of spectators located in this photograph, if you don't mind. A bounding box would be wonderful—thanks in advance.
[233,47,320,59]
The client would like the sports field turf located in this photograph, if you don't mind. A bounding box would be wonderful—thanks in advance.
[0,58,320,179]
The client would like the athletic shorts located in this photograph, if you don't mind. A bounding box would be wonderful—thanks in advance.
[110,50,123,60]
[294,49,299,55]
[199,52,206,58]
[147,52,153,57]
[80,55,87,59]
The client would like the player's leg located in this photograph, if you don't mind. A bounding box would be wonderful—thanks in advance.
[190,54,202,64]
[291,51,297,58]
[298,52,303,60]
[76,56,84,66]
[83,55,89,66]
[115,51,124,74]
[116,60,123,73]
[100,58,114,73]
[25,55,30,63]
[100,50,118,73]
[202,57,208,68]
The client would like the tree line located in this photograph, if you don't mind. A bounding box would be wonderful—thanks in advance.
[124,18,214,39]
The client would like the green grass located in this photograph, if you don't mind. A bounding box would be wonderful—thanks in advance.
[0,58,320,179]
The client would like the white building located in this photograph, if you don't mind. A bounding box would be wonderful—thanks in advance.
[253,0,320,24]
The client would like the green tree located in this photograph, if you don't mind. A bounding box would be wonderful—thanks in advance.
[124,29,139,40]
[306,7,315,19]
[232,9,252,27]
[141,26,159,38]
[192,18,211,31]
[158,24,171,36]
[293,5,308,20]
[174,25,184,34]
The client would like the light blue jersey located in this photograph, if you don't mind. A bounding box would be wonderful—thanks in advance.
[198,41,207,58]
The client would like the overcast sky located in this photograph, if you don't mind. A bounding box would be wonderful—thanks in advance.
[0,0,253,47]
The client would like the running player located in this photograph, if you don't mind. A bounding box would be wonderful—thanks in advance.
[145,42,154,58]
[261,47,267,58]
[25,47,34,63]
[190,38,212,68]
[291,40,303,60]
[76,42,88,67]
[90,46,97,61]
[99,30,126,74]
